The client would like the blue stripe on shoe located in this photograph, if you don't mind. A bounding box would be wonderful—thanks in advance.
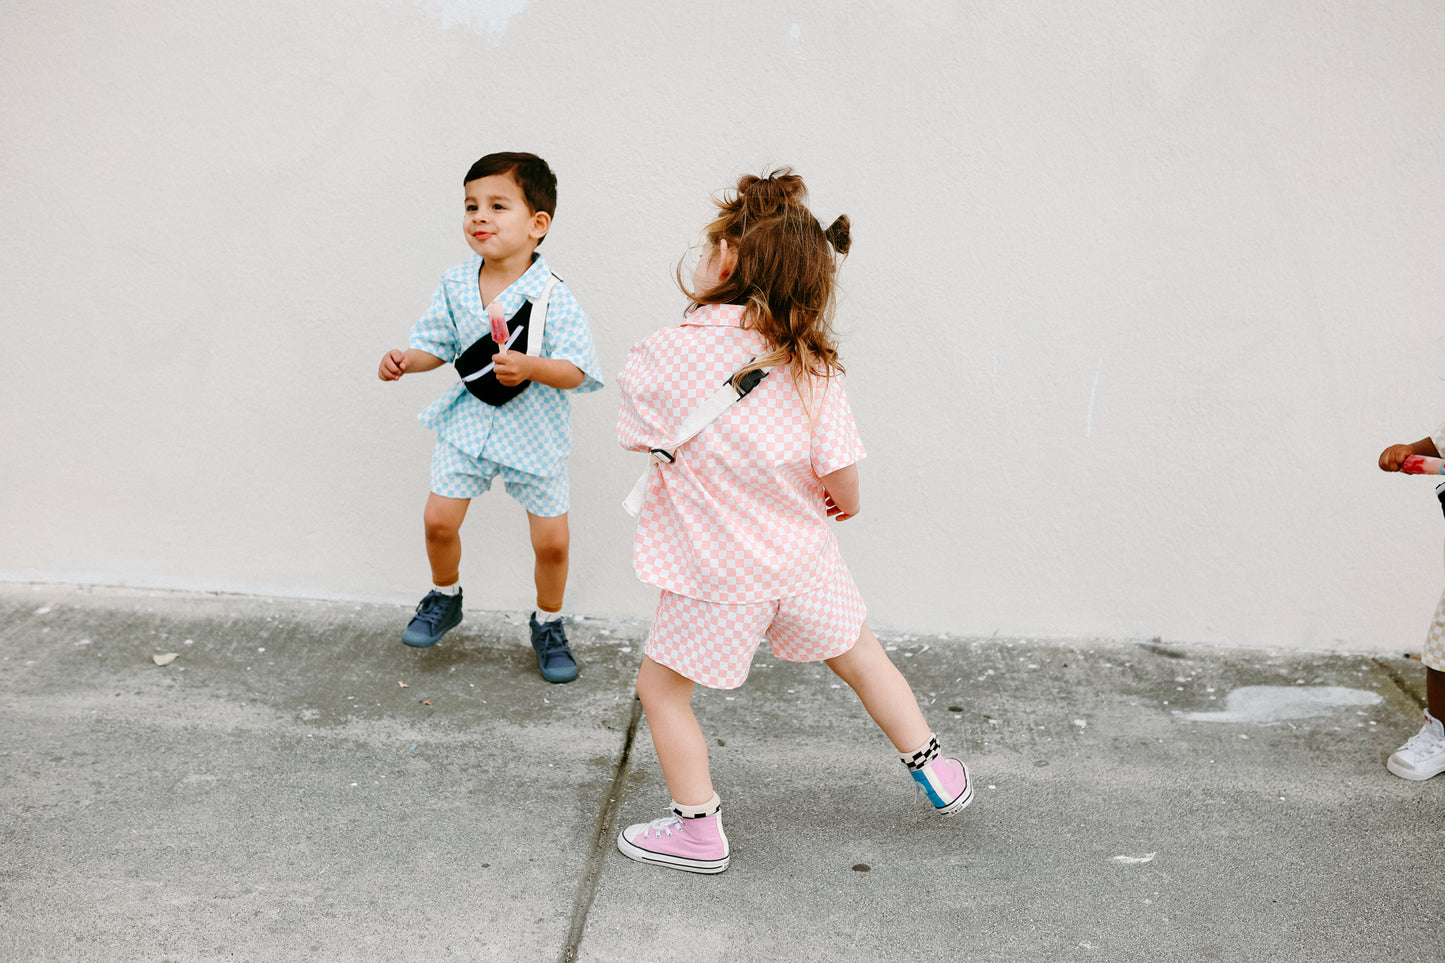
[910,768,949,808]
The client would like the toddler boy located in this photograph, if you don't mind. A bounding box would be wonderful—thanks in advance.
[378,152,603,682]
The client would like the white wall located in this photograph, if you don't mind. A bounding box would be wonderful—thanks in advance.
[3,0,1443,652]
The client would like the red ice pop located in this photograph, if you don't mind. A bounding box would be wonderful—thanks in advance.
[1402,454,1445,475]
[488,301,509,350]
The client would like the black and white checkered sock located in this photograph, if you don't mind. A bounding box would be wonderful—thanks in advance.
[672,793,721,819]
[899,734,941,771]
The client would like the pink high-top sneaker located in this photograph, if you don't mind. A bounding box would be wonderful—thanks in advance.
[910,757,973,815]
[617,811,730,874]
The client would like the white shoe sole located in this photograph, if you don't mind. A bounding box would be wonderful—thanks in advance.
[616,828,729,874]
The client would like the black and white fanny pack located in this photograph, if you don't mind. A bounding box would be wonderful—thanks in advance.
[453,276,559,407]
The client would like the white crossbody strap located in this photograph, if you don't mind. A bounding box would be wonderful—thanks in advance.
[622,364,772,518]
[527,276,557,357]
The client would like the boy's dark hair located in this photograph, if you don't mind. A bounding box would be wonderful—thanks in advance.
[464,152,557,245]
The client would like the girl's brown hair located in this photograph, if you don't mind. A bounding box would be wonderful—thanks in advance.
[680,169,851,397]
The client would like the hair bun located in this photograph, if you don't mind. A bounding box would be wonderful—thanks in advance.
[824,214,851,255]
[738,168,807,219]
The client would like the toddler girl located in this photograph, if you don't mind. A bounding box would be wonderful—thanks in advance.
[614,170,972,874]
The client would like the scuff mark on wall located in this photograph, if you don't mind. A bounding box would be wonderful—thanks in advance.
[417,0,529,43]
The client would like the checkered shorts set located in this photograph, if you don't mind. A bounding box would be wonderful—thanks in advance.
[428,441,568,517]
[1424,423,1445,673]
[409,253,604,517]
[616,303,868,689]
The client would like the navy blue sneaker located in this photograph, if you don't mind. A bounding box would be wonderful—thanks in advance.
[401,589,463,647]
[529,614,578,683]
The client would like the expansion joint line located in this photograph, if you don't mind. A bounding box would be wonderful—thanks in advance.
[1372,657,1427,710]
[560,694,644,963]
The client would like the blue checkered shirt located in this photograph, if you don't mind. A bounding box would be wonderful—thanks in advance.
[409,253,604,477]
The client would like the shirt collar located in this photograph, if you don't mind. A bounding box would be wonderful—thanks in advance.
[684,302,747,327]
[455,252,552,315]
[507,252,552,301]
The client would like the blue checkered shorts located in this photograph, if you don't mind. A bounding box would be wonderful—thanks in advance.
[429,439,569,517]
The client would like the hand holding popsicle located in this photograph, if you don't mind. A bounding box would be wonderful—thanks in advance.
[488,301,509,352]
[1401,454,1445,475]
[1379,439,1439,471]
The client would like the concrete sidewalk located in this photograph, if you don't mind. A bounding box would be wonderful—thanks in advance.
[0,582,1438,962]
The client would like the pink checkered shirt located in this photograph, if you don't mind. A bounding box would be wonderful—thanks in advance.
[616,303,866,604]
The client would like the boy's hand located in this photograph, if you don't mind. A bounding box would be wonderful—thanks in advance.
[379,349,409,381]
[1380,438,1439,471]
[1380,445,1412,471]
[492,349,533,387]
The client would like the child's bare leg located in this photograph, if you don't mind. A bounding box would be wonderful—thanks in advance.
[423,494,470,585]
[825,622,931,753]
[526,512,569,612]
[829,623,973,814]
[636,656,714,806]
[618,657,729,873]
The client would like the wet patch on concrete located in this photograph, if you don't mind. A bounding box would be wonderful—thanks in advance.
[1173,685,1383,723]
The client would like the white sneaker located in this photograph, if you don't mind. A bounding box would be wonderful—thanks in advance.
[1386,712,1445,781]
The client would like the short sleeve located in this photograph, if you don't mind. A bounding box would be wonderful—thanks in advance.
[541,286,604,394]
[616,334,666,452]
[1433,421,1445,458]
[408,282,460,362]
[809,377,865,477]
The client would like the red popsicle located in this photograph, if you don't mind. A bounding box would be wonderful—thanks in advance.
[488,300,509,350]
[1402,454,1445,475]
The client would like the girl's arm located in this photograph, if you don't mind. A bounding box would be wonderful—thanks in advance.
[492,352,584,390]
[821,464,860,521]
[1379,436,1441,471]
[378,348,445,381]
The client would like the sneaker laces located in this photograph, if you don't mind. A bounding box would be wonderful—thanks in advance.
[909,772,932,807]
[1400,723,1445,756]
[640,815,683,839]
[535,621,572,661]
[411,592,452,628]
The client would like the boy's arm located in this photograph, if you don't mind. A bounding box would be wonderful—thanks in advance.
[1379,436,1441,471]
[821,464,860,521]
[532,286,605,393]
[491,351,584,389]
[379,348,446,381]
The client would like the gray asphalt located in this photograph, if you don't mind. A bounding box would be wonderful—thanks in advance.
[1,582,1439,962]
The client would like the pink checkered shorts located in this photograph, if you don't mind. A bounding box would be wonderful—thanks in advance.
[645,551,867,689]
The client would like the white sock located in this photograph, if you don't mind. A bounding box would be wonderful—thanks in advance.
[434,584,461,596]
[537,609,563,623]
[672,793,721,819]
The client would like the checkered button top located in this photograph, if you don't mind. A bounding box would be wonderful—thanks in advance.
[617,303,865,603]
[409,253,603,477]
